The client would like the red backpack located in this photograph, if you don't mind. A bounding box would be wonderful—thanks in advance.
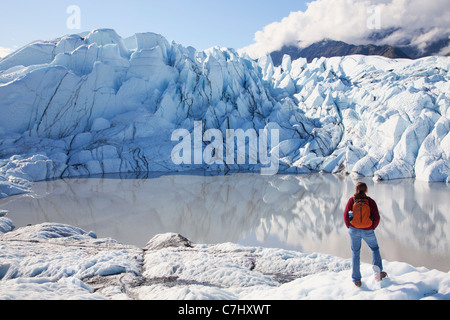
[351,197,373,229]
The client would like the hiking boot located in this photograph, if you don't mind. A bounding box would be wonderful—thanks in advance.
[375,271,388,281]
[355,282,362,287]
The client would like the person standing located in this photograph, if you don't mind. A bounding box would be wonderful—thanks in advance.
[344,182,387,287]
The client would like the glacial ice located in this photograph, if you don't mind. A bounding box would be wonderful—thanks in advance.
[0,217,14,234]
[0,29,449,197]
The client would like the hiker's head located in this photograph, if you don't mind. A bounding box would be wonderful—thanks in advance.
[354,182,368,198]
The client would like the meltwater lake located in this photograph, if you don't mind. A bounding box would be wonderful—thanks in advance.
[0,172,449,272]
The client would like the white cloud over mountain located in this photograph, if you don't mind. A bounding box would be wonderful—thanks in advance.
[241,0,450,59]
[0,47,14,59]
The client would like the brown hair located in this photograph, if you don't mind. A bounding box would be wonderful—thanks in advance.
[354,182,368,199]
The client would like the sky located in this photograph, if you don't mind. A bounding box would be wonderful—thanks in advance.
[0,0,308,57]
[1,0,449,59]
[242,0,450,58]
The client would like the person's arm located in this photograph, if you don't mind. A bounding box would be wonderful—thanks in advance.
[370,198,380,230]
[344,198,353,228]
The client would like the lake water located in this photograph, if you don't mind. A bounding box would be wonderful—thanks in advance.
[1,172,449,272]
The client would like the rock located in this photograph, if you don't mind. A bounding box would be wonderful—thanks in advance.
[144,233,192,250]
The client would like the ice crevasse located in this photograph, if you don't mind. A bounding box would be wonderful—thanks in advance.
[0,29,449,197]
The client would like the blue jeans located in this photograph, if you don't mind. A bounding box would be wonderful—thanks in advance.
[349,226,383,283]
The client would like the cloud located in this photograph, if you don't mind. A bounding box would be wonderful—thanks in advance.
[0,46,14,59]
[240,0,450,59]
[437,42,450,56]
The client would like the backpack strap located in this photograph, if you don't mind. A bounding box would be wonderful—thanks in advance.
[353,196,368,203]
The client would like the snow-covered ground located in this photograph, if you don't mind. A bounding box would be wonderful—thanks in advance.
[0,29,449,199]
[1,218,449,300]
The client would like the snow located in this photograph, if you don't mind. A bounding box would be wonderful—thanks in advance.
[0,29,449,199]
[0,222,449,300]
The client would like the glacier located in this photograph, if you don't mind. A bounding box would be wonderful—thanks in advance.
[0,28,449,198]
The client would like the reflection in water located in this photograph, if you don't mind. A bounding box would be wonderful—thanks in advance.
[0,172,449,271]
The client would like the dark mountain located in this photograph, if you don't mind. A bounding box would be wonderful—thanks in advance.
[270,37,450,66]
[270,39,410,65]
[399,37,450,59]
